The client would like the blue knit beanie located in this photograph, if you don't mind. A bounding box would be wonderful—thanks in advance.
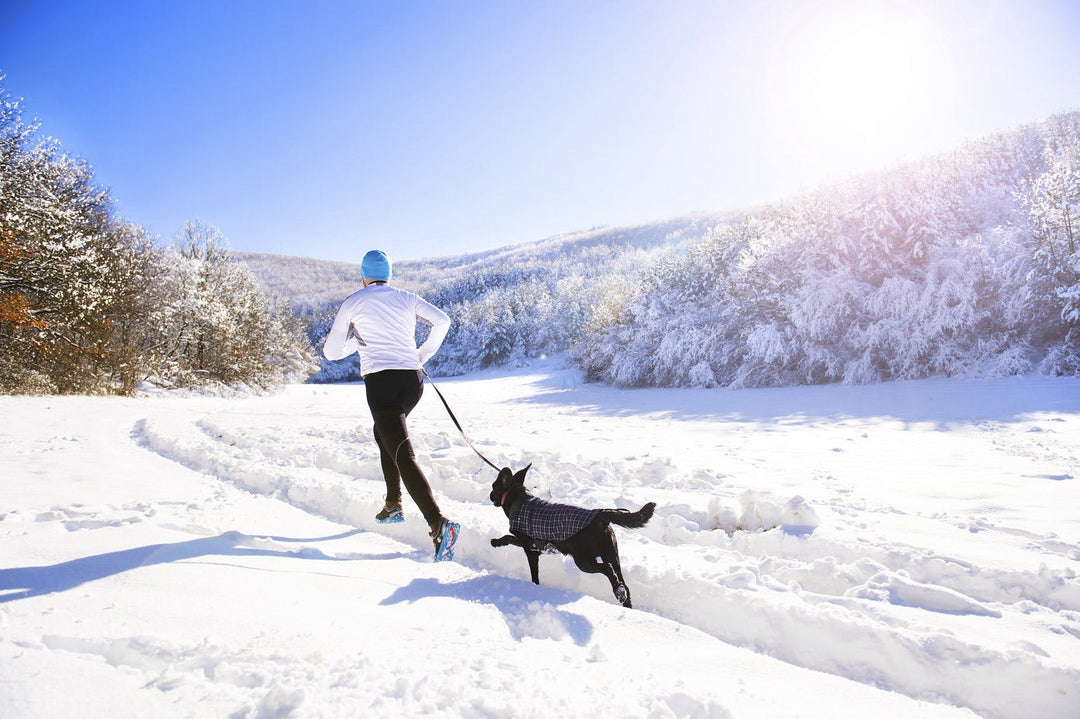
[361,250,392,281]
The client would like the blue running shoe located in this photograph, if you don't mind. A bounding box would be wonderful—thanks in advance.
[431,518,460,562]
[376,503,403,524]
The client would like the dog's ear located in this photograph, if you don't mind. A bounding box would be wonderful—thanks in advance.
[511,463,532,487]
[491,467,514,506]
[496,467,513,487]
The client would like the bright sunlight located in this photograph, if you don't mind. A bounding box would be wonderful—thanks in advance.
[771,2,953,176]
[812,28,917,133]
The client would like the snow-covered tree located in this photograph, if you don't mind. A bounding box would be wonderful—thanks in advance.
[159,220,317,388]
[572,112,1080,388]
[1018,113,1080,373]
[1,75,316,394]
[0,77,158,393]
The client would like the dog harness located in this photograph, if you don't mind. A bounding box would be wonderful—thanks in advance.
[509,497,601,542]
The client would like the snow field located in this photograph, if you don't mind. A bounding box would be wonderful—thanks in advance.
[3,365,1079,717]
[129,373,1079,717]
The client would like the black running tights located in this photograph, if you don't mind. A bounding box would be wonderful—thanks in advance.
[364,369,441,530]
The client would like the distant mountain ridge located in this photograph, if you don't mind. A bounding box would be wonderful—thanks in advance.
[232,253,367,314]
[234,209,739,313]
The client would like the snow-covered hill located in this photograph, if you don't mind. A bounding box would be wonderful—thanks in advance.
[237,113,1080,389]
[234,210,734,313]
[3,361,1078,717]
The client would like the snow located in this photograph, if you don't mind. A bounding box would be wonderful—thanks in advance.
[2,358,1079,718]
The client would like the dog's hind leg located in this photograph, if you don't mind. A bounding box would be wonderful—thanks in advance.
[571,548,632,608]
[577,557,631,608]
[603,531,632,608]
[606,561,632,609]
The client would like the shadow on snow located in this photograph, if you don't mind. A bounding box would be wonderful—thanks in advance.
[0,529,374,604]
[380,573,595,646]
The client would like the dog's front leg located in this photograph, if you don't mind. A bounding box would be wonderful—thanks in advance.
[491,534,543,585]
[525,548,541,584]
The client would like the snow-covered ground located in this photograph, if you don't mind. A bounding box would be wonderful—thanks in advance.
[2,359,1079,718]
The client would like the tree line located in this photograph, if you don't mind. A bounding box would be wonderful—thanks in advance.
[310,111,1079,388]
[573,113,1079,387]
[7,65,1076,394]
[0,78,315,394]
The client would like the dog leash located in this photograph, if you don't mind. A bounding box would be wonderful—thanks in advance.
[422,368,501,472]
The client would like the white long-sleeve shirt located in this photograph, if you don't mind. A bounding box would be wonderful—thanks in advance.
[322,283,451,376]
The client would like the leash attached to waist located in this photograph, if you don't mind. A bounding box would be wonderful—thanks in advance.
[422,368,501,472]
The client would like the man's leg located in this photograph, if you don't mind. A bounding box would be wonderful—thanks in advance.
[370,409,442,531]
[372,421,402,506]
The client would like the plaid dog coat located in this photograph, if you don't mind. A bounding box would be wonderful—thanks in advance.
[509,496,601,542]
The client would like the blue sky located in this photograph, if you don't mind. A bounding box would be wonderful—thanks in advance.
[2,0,1079,262]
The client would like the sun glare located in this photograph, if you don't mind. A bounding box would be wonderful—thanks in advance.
[813,28,915,133]
[772,4,952,176]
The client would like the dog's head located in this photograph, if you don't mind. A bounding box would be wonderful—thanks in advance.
[490,464,531,507]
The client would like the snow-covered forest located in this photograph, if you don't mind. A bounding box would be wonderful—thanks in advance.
[577,114,1080,387]
[244,213,733,383]
[244,113,1080,389]
[4,61,1079,394]
[0,78,316,395]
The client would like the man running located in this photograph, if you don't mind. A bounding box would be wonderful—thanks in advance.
[323,249,459,561]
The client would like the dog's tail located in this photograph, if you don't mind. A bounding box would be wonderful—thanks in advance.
[602,502,656,529]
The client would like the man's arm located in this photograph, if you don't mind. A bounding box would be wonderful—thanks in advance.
[415,298,450,365]
[322,299,361,361]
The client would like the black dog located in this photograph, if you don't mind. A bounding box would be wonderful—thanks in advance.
[489,464,655,608]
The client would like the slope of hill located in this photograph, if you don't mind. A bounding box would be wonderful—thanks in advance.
[235,209,737,313]
[236,210,741,382]
[233,254,365,315]
[576,112,1080,387]
[239,112,1079,387]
